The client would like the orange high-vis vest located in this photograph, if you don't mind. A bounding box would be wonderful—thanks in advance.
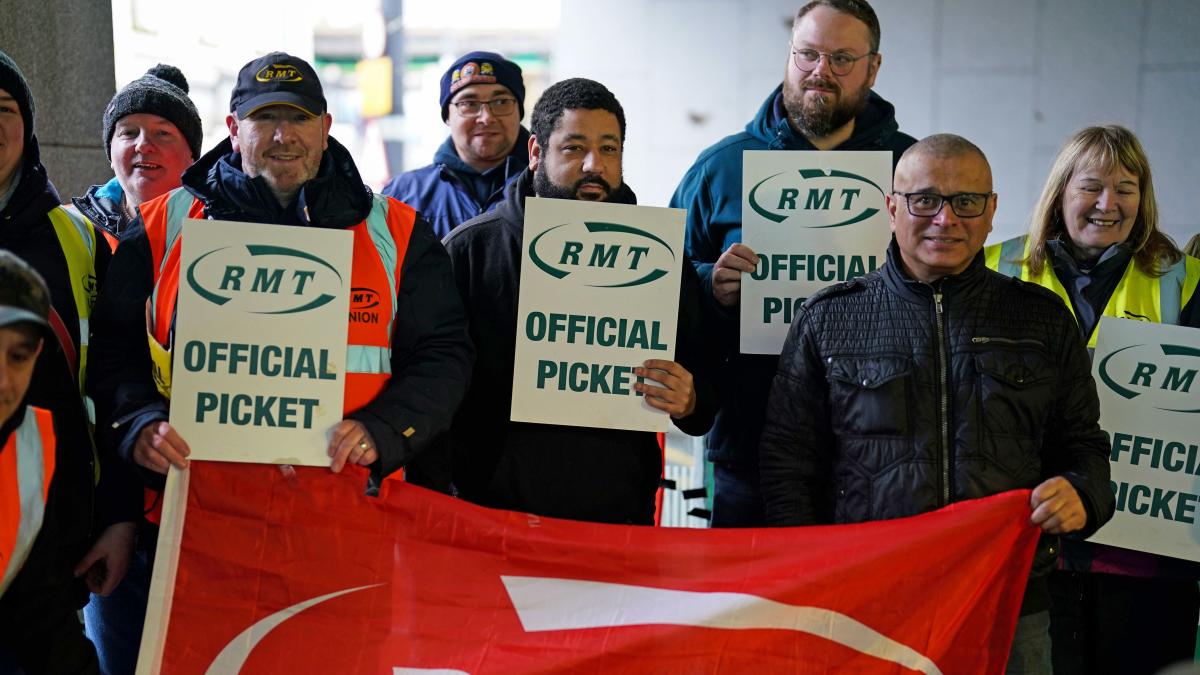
[0,407,57,597]
[135,188,416,522]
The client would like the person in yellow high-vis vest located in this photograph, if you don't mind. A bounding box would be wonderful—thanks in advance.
[985,125,1200,675]
[0,49,141,662]
[0,251,100,674]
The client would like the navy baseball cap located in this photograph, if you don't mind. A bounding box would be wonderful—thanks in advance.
[230,52,326,119]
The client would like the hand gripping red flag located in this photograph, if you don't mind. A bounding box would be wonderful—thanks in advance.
[141,461,1039,674]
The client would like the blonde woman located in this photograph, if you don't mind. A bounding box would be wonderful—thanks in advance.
[986,125,1200,675]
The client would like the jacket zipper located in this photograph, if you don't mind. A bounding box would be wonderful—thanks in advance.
[934,290,950,507]
[971,336,1045,348]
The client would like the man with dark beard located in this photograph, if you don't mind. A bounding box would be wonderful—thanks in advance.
[442,78,716,524]
[669,0,916,528]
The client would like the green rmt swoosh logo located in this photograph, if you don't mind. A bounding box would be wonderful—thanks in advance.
[187,245,343,314]
[749,169,884,226]
[528,221,675,288]
[1098,343,1200,413]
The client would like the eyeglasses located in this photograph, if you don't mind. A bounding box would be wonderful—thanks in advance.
[790,47,874,76]
[893,191,994,218]
[451,97,517,117]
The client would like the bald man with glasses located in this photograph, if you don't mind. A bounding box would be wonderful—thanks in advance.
[760,134,1114,674]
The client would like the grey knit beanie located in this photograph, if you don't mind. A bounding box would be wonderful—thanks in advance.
[103,64,203,160]
[0,49,35,145]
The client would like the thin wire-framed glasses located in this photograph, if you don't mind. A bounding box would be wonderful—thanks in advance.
[790,47,874,76]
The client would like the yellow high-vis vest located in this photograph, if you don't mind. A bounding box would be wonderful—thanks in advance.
[985,234,1200,347]
[46,205,99,389]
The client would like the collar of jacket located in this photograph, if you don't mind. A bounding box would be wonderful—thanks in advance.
[751,84,903,152]
[1046,236,1134,278]
[434,126,531,178]
[882,235,990,306]
[73,177,126,239]
[181,135,372,229]
[502,166,639,224]
[0,134,62,236]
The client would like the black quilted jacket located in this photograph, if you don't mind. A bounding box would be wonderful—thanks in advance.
[760,240,1114,611]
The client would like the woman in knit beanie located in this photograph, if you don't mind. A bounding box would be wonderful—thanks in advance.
[71,64,202,243]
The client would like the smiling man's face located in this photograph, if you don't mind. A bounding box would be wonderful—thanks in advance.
[887,150,996,283]
[228,104,331,207]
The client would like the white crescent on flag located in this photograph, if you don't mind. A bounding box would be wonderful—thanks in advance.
[502,575,943,675]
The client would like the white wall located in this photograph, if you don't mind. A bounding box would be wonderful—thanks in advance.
[554,0,1200,246]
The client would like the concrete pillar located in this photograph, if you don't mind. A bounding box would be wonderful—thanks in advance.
[0,0,115,202]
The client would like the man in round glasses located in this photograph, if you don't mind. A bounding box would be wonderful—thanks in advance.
[669,0,916,529]
[383,51,529,238]
[761,134,1114,673]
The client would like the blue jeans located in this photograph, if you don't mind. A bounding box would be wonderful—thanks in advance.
[83,543,151,675]
[1006,611,1052,675]
[710,461,766,528]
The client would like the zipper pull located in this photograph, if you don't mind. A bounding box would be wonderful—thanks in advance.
[972,337,988,344]
[934,291,943,313]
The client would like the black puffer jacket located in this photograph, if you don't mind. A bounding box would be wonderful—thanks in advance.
[760,240,1114,608]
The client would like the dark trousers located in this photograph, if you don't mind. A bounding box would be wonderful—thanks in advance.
[1049,570,1199,675]
[709,461,766,528]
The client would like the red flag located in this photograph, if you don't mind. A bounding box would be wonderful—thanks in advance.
[144,461,1038,674]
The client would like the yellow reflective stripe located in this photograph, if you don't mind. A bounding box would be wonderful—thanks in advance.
[47,207,98,388]
[0,408,49,597]
[347,345,391,375]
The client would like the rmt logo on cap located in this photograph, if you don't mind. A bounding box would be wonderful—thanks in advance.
[256,64,303,83]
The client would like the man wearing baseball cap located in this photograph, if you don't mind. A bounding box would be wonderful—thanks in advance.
[0,251,102,674]
[382,51,529,238]
[89,50,472,548]
[72,64,203,248]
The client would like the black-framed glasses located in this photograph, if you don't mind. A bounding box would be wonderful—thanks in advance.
[893,191,994,218]
[790,47,874,76]
[451,97,518,117]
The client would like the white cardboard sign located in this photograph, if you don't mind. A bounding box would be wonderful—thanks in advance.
[168,218,353,466]
[511,198,686,432]
[1088,317,1200,561]
[740,150,892,354]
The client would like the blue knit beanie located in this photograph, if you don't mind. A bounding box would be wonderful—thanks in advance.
[439,51,524,121]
